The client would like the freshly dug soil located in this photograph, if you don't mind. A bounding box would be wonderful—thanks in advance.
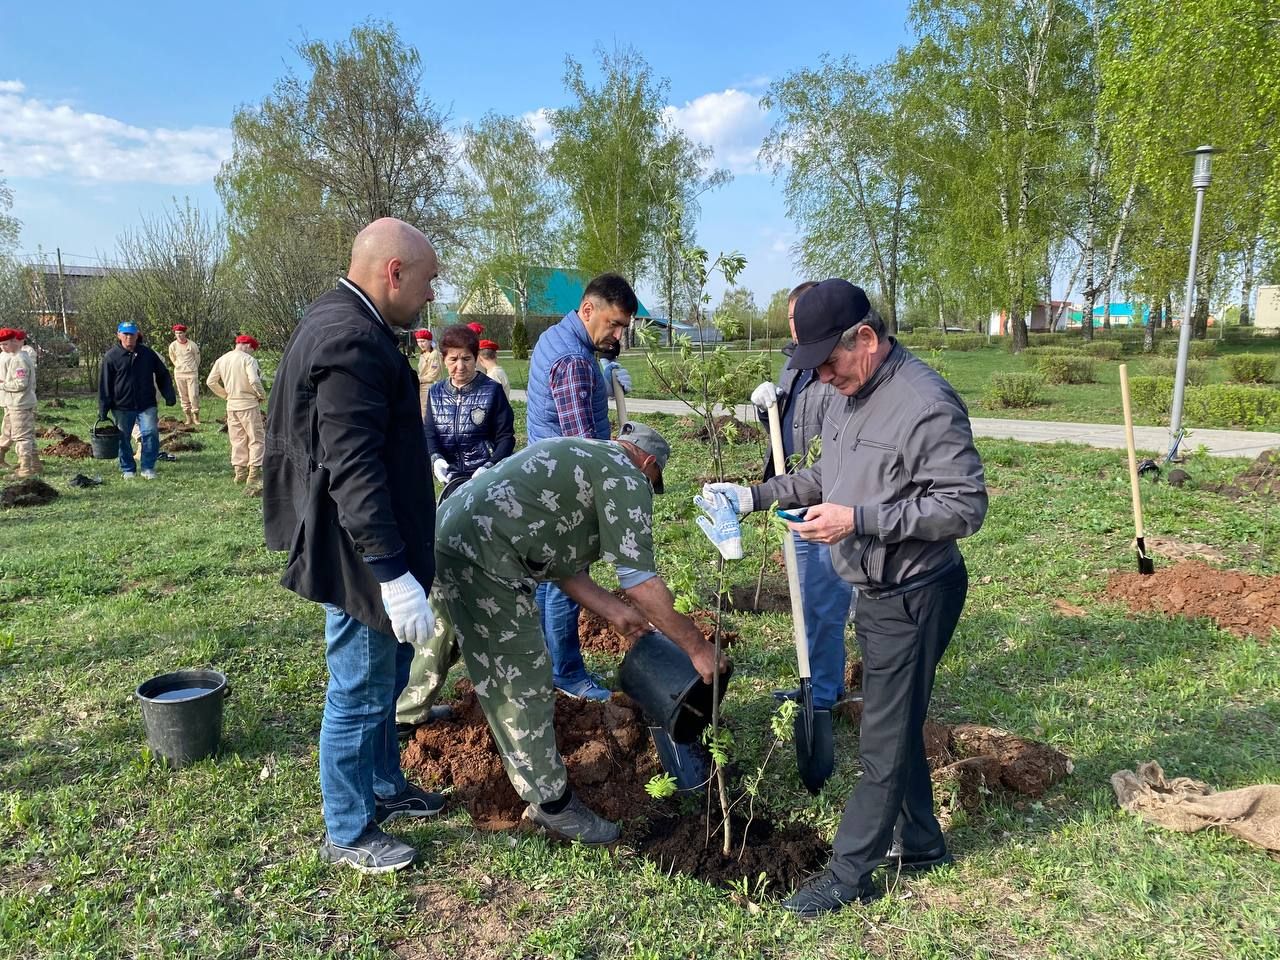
[1,478,59,507]
[158,415,184,428]
[164,436,204,452]
[1203,449,1279,501]
[45,434,93,458]
[400,682,661,830]
[577,606,738,656]
[681,415,763,445]
[631,813,826,893]
[38,426,68,440]
[722,581,791,614]
[1106,560,1280,640]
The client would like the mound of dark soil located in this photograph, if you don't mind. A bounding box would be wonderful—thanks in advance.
[721,581,791,614]
[1,478,59,507]
[400,682,661,830]
[1106,559,1280,640]
[38,426,68,440]
[630,813,826,894]
[1203,449,1279,501]
[45,434,93,458]
[164,436,204,452]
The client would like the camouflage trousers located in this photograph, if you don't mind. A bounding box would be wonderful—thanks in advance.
[397,559,567,805]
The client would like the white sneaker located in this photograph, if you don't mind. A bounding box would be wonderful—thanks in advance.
[122,472,136,480]
[141,470,157,480]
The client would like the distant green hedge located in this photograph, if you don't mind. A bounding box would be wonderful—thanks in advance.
[1158,339,1218,358]
[1128,375,1280,426]
[1079,340,1124,360]
[1222,354,1276,384]
[1036,355,1097,384]
[1141,357,1210,386]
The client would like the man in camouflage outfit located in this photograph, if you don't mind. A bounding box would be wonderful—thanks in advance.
[397,425,726,843]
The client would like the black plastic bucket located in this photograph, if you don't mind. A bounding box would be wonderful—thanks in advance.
[90,418,120,460]
[618,630,732,744]
[135,668,228,768]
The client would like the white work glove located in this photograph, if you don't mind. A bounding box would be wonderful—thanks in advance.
[603,361,632,394]
[379,571,436,646]
[751,381,781,410]
[432,458,452,484]
[472,464,489,477]
[694,491,744,560]
[701,482,754,516]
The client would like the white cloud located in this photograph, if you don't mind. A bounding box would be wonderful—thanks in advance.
[521,108,555,148]
[664,88,770,176]
[0,80,231,185]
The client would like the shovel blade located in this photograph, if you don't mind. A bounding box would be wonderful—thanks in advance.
[795,707,834,794]
[1136,537,1155,575]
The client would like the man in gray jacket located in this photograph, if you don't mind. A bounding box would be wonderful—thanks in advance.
[706,278,987,917]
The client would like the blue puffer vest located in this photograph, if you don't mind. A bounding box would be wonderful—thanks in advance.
[427,373,505,474]
[526,311,610,443]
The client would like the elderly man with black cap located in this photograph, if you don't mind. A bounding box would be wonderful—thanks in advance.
[705,278,987,917]
[402,423,728,845]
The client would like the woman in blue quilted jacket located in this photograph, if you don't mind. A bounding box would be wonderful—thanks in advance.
[422,324,516,485]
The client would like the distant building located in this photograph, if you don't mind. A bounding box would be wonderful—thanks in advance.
[1257,285,1280,329]
[458,267,650,344]
[24,263,129,338]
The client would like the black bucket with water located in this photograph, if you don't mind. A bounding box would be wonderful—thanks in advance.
[90,418,120,460]
[135,668,228,768]
[618,630,732,744]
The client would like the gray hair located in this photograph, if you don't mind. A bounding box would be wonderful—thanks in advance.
[836,308,887,349]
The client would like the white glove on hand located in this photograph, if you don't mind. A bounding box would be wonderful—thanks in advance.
[472,464,489,477]
[751,381,781,410]
[603,361,632,394]
[379,571,435,646]
[432,458,452,484]
[701,482,754,515]
[695,491,744,560]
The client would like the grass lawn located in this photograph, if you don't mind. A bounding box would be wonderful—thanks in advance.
[2,394,1279,958]
[493,333,1280,428]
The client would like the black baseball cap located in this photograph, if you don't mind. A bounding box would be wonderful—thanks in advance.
[789,279,878,370]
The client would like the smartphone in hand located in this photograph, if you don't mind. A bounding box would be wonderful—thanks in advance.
[774,507,808,523]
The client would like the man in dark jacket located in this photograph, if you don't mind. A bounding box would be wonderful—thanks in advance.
[706,279,987,916]
[98,322,176,480]
[263,217,444,874]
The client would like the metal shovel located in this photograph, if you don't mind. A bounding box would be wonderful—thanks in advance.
[1119,364,1155,575]
[765,403,831,792]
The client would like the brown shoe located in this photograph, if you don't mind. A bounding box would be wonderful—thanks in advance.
[244,466,262,496]
[233,466,248,484]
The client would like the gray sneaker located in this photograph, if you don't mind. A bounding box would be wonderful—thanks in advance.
[319,824,417,873]
[523,792,620,845]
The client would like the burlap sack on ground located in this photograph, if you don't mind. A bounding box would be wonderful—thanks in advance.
[1112,761,1280,855]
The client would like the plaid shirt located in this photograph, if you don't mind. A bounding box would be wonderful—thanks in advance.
[548,355,606,439]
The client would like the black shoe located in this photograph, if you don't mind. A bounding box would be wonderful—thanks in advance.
[883,841,953,874]
[772,686,801,703]
[375,783,446,824]
[395,705,456,741]
[782,871,881,918]
[319,824,416,873]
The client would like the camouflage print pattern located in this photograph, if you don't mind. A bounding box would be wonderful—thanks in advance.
[395,594,459,726]
[430,561,567,805]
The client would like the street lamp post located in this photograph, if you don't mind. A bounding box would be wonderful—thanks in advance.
[1168,145,1215,459]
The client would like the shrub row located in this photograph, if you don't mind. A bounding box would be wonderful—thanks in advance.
[1036,355,1097,384]
[1128,375,1280,426]
[1141,357,1210,385]
[1158,339,1218,358]
[983,372,1044,408]
[898,331,986,351]
[1222,353,1276,384]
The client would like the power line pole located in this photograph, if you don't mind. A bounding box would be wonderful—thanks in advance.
[55,247,69,336]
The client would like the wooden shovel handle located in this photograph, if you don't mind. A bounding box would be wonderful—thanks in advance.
[765,403,812,679]
[1119,364,1146,539]
[611,371,628,427]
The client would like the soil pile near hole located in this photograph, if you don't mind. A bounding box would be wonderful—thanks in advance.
[38,426,68,440]
[1,478,59,508]
[164,436,204,452]
[680,415,763,444]
[722,581,790,614]
[578,606,738,656]
[631,813,826,893]
[45,434,93,458]
[1106,560,1280,639]
[1203,449,1280,501]
[400,682,661,830]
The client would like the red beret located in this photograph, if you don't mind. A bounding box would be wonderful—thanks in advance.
[0,328,13,342]
[172,324,187,332]
[235,334,259,349]
[479,339,499,351]
[13,329,26,340]
[467,322,485,335]
[414,329,433,340]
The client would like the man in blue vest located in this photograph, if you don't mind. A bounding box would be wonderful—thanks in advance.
[526,273,635,700]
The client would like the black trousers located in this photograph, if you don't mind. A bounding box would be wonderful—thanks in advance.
[829,561,968,886]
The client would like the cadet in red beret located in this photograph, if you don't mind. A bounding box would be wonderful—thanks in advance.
[0,327,40,476]
[477,339,510,400]
[415,328,441,416]
[168,324,202,425]
[207,335,267,492]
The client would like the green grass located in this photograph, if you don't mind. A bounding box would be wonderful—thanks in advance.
[495,333,1280,427]
[3,394,1279,958]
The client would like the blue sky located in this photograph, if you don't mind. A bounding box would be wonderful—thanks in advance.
[1,1,913,310]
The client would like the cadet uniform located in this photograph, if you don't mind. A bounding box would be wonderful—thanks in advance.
[207,336,267,487]
[415,330,442,417]
[0,329,40,477]
[168,326,202,424]
[399,437,657,805]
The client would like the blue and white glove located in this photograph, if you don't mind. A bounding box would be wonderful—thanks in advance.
[603,361,632,394]
[432,458,452,484]
[701,482,754,516]
[695,491,744,560]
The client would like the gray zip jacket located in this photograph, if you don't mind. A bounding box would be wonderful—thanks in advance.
[752,341,987,596]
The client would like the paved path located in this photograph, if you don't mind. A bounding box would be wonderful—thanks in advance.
[509,391,1279,459]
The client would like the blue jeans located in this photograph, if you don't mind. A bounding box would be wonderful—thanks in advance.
[535,582,589,687]
[319,605,411,844]
[113,407,158,474]
[794,534,856,709]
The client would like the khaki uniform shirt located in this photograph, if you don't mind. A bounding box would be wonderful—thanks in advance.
[485,363,511,401]
[169,338,201,376]
[206,349,266,411]
[0,352,37,409]
[418,348,442,386]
